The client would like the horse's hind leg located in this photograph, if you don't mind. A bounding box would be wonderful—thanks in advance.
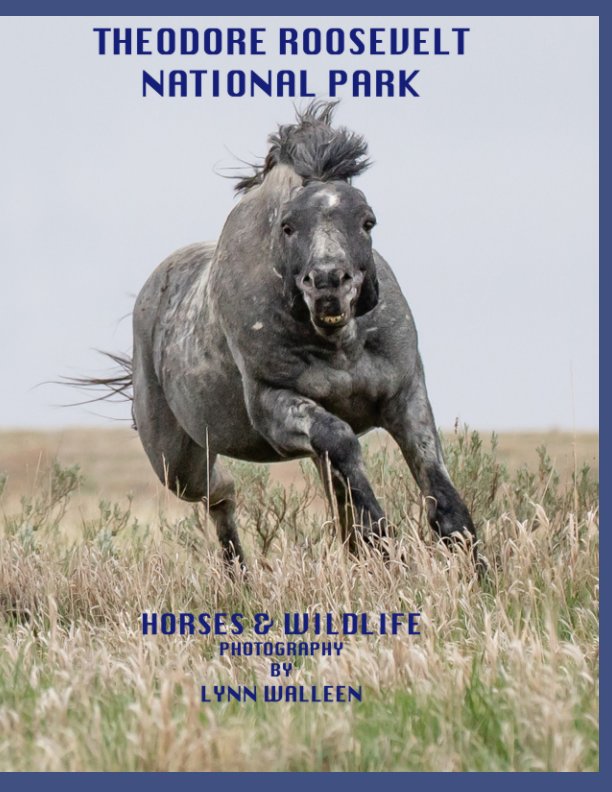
[141,419,244,564]
[132,354,244,564]
[139,427,244,564]
[207,461,245,565]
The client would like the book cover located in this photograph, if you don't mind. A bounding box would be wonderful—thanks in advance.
[0,7,599,776]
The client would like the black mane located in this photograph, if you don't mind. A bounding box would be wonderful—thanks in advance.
[234,101,370,193]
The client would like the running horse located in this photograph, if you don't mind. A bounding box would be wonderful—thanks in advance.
[96,102,478,566]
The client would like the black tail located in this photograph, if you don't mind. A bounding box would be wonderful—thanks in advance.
[61,351,135,426]
[63,351,133,403]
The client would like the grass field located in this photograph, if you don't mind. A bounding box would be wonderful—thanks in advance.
[0,426,599,771]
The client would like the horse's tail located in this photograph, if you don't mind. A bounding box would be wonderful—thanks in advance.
[61,351,136,426]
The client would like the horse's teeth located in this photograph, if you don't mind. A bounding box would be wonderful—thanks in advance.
[322,314,344,325]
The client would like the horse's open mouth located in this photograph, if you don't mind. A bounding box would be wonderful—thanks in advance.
[317,313,347,326]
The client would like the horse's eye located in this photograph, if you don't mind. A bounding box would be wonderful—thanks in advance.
[303,274,312,284]
[282,223,294,237]
[363,219,375,233]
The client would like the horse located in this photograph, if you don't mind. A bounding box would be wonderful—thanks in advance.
[92,101,477,566]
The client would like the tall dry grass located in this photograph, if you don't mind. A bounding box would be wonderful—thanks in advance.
[0,428,599,771]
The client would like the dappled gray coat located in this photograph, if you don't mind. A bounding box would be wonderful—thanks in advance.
[126,102,477,564]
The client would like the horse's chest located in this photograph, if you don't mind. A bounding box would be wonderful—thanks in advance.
[296,355,383,412]
[298,366,354,401]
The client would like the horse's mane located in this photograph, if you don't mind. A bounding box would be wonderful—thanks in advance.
[234,101,370,193]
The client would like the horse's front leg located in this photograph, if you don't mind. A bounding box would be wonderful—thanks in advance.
[382,360,477,553]
[246,383,386,543]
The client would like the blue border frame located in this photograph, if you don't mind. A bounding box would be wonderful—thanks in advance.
[0,2,604,13]
[0,0,604,785]
[1,772,604,785]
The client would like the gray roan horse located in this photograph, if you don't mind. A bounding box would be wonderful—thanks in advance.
[92,102,477,566]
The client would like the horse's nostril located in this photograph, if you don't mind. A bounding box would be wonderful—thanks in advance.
[306,268,352,290]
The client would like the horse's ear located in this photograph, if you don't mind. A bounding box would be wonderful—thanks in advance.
[355,268,379,316]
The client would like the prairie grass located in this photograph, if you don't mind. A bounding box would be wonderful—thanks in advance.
[0,428,599,771]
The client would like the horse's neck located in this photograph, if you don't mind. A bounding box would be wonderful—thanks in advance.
[239,163,302,215]
[203,164,301,309]
[216,163,301,265]
[259,163,302,197]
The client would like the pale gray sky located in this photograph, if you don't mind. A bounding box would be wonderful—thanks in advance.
[0,16,598,430]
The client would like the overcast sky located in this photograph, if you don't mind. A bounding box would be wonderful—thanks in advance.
[0,16,598,431]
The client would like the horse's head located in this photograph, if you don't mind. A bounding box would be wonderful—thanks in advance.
[280,181,379,334]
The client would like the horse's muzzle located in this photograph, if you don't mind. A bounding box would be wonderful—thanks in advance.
[315,311,348,328]
[312,296,349,329]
